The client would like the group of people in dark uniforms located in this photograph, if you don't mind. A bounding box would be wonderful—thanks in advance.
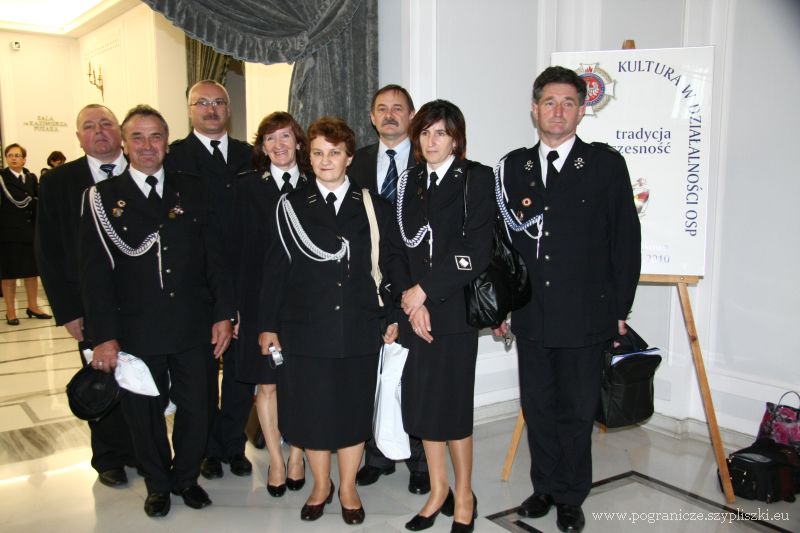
[28,65,639,533]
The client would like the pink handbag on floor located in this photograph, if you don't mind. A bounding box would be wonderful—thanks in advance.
[757,391,800,453]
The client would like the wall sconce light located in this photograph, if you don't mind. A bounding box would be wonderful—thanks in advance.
[87,62,104,101]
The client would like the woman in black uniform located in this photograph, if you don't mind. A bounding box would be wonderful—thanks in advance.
[1,143,52,325]
[258,117,396,525]
[387,100,495,533]
[234,112,310,496]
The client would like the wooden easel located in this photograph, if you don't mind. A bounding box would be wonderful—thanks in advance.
[500,274,736,504]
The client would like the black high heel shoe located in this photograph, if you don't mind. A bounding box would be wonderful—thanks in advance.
[26,308,52,319]
[450,492,477,533]
[266,466,286,497]
[405,488,454,531]
[286,457,305,491]
[6,317,20,326]
[300,480,334,521]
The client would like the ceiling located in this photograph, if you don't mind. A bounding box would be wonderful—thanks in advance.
[0,0,140,36]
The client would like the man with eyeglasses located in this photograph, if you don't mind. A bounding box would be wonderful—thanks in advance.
[167,80,254,480]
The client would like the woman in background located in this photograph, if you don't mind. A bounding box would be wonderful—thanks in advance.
[234,112,310,497]
[258,116,395,525]
[40,150,66,176]
[0,143,52,325]
[387,100,495,533]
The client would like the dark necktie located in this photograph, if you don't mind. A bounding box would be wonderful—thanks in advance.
[545,150,559,191]
[280,172,293,194]
[210,140,226,165]
[99,163,115,179]
[325,192,337,217]
[426,171,439,210]
[380,149,398,204]
[145,175,161,212]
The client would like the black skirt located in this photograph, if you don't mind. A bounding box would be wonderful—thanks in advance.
[401,332,478,441]
[0,241,38,279]
[234,322,278,385]
[277,353,378,450]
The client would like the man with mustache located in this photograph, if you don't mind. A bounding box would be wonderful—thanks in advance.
[36,104,137,489]
[348,85,430,495]
[167,80,254,480]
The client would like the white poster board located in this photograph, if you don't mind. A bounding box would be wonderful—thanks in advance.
[553,47,714,276]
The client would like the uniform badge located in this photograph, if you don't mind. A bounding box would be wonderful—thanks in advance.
[524,160,533,171]
[261,170,272,181]
[522,197,532,207]
[574,157,585,169]
[112,207,124,217]
[454,255,472,271]
[116,200,126,208]
[168,193,184,219]
[516,210,525,221]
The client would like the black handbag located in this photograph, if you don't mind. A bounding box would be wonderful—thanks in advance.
[718,438,800,503]
[462,164,531,329]
[595,326,662,428]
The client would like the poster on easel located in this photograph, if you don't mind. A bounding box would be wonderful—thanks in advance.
[553,47,714,277]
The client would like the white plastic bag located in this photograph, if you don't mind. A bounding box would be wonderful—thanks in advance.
[373,342,411,460]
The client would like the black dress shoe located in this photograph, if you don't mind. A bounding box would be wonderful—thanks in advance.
[408,471,431,494]
[450,493,477,533]
[300,480,334,521]
[556,504,585,532]
[356,464,395,486]
[228,453,252,476]
[26,308,52,319]
[266,467,286,497]
[200,457,223,479]
[6,317,19,326]
[405,488,454,531]
[286,458,305,491]
[98,468,128,487]
[144,492,171,517]
[171,484,212,509]
[518,492,554,518]
[339,489,365,525]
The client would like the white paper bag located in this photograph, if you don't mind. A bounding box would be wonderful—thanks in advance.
[373,342,410,460]
[83,349,159,396]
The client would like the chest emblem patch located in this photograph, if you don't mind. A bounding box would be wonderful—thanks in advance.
[455,255,473,271]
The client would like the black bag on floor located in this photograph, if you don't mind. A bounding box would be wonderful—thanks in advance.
[595,326,662,428]
[718,437,800,503]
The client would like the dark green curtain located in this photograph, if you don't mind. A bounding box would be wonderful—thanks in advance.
[185,36,230,90]
[142,0,378,146]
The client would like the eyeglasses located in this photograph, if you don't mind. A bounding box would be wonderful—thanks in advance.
[190,99,228,108]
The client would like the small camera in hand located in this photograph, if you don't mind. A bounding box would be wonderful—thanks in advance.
[268,345,284,368]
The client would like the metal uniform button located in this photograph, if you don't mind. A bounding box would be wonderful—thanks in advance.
[163,246,168,251]
[334,305,341,311]
[544,206,549,211]
[544,281,551,287]
[169,292,175,297]
[336,259,341,264]
[336,281,342,287]
[544,255,550,261]
[165,268,171,274]
[226,183,231,189]
[544,231,550,237]
[159,224,164,228]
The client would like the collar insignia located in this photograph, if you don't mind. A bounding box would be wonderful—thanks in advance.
[574,157,585,169]
[524,160,534,171]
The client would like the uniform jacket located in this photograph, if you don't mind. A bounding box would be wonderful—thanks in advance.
[0,167,37,243]
[166,132,253,253]
[258,183,393,358]
[234,168,311,357]
[501,136,641,347]
[78,170,234,356]
[386,159,496,340]
[35,157,96,324]
[348,142,416,195]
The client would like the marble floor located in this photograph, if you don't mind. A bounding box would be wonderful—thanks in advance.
[0,288,797,532]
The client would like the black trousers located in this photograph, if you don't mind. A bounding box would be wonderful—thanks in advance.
[364,434,427,473]
[205,338,253,459]
[516,337,604,506]
[120,344,209,493]
[78,341,136,473]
